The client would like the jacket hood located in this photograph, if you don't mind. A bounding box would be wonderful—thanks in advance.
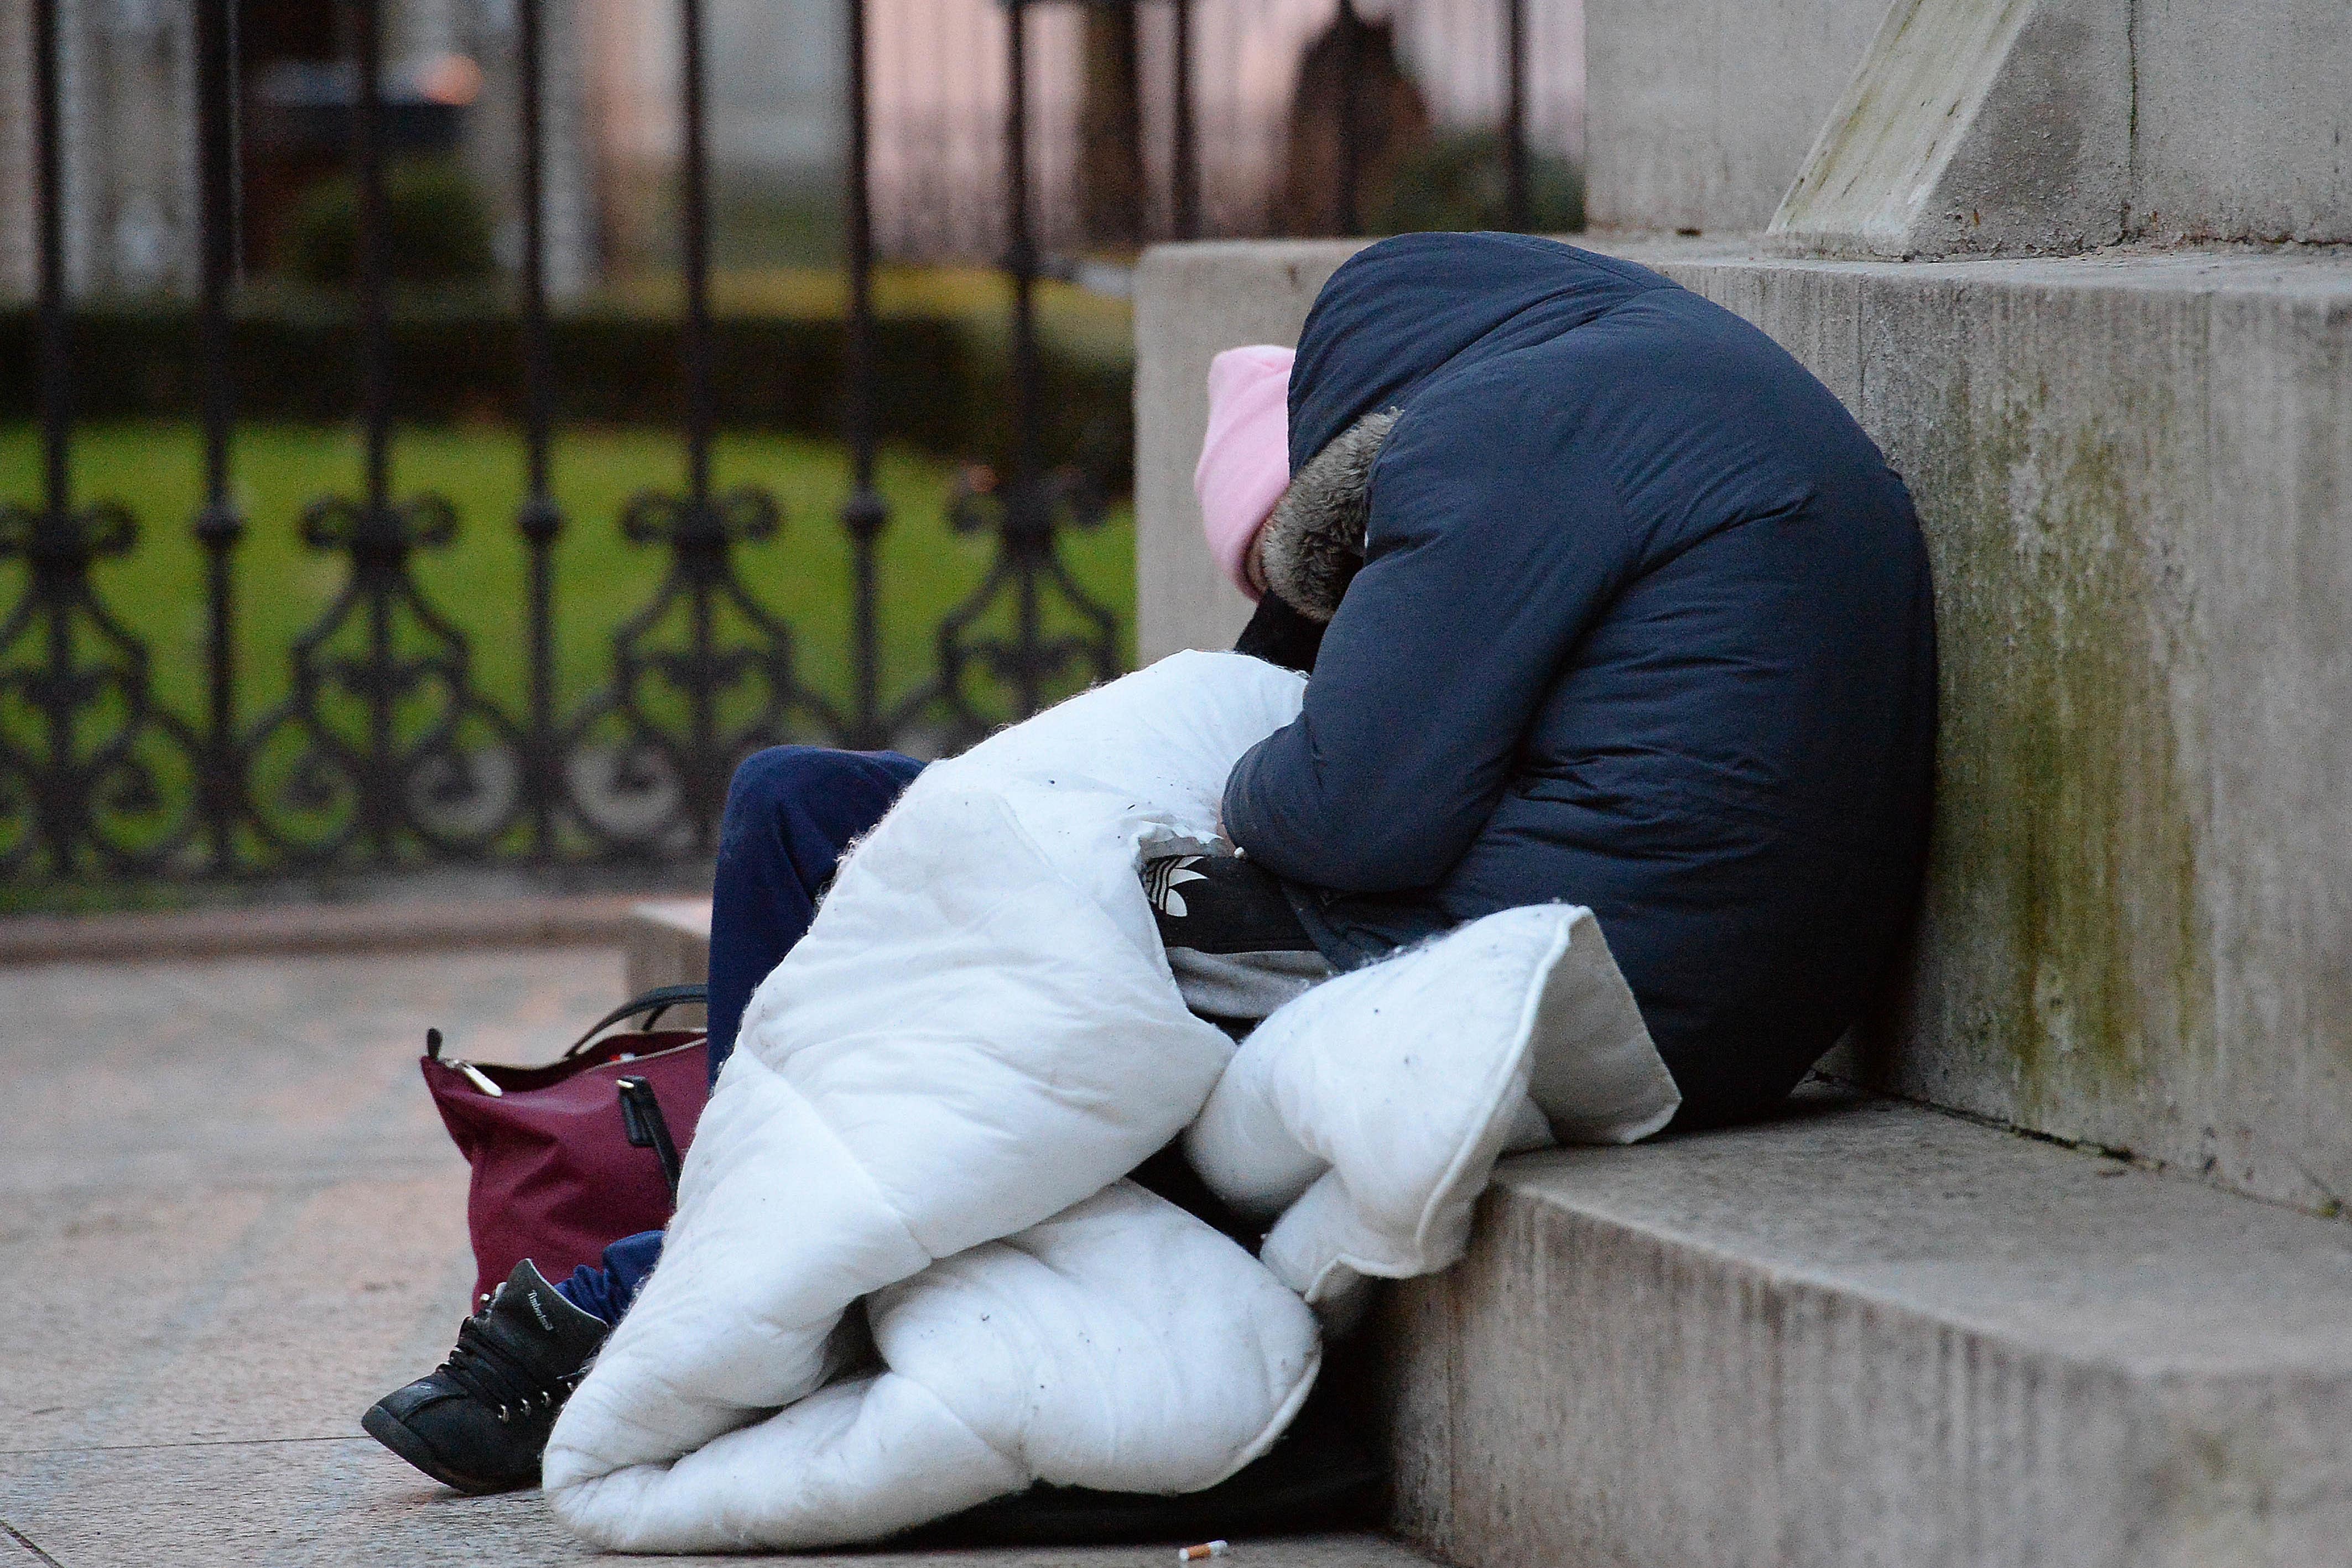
[1265,233,1672,618]
[1284,232,1670,472]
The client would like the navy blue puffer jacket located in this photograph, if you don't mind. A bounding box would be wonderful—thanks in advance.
[1222,233,1937,1127]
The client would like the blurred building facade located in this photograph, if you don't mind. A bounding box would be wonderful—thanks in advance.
[0,0,1585,299]
[1,0,202,298]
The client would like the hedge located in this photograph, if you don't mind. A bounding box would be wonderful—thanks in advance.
[0,303,1134,490]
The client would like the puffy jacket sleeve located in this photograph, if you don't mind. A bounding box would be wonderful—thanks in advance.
[1222,387,1641,893]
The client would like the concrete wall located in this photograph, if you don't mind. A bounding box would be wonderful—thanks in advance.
[1131,237,2352,1216]
[2130,0,2352,246]
[1772,0,2352,258]
[1771,0,2134,260]
[1583,0,1888,236]
[57,0,199,298]
[1636,246,2352,1215]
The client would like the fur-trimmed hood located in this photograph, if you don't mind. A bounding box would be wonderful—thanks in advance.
[1259,409,1394,622]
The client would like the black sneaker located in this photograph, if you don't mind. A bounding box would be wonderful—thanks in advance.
[362,1259,610,1494]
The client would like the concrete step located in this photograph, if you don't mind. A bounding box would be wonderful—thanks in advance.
[625,902,2352,1564]
[1378,1090,2352,1568]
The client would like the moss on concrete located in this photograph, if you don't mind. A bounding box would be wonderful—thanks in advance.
[1901,334,2215,1147]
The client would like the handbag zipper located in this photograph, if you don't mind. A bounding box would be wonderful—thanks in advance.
[451,1061,504,1097]
[438,1033,701,1097]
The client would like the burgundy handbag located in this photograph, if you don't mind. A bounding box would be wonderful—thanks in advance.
[423,984,710,1305]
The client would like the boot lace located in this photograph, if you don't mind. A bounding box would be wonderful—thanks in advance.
[437,1293,585,1425]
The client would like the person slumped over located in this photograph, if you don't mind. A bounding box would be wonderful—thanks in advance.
[362,232,1935,1497]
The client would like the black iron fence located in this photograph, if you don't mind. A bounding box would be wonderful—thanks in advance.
[1,0,1560,890]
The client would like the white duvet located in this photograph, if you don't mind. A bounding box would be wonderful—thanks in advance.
[544,652,1679,1553]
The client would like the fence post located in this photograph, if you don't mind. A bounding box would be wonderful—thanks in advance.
[517,0,565,856]
[842,0,889,749]
[28,0,73,872]
[1003,0,1045,717]
[1335,0,1361,235]
[1172,0,1199,239]
[1505,0,1530,230]
[194,0,245,874]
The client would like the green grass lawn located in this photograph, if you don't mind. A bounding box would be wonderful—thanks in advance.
[0,420,1136,744]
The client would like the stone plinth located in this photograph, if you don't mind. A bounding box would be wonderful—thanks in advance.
[1584,0,1886,237]
[1134,236,2352,1218]
[1771,0,2352,258]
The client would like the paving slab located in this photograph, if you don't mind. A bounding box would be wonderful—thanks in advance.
[0,1439,1414,1568]
[0,947,1427,1568]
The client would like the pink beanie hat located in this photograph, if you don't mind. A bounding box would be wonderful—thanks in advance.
[1194,345,1294,600]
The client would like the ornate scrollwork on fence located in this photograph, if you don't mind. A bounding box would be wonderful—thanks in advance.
[241,493,526,865]
[561,486,844,852]
[0,500,205,878]
[890,452,1121,753]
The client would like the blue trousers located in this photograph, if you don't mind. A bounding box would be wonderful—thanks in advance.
[557,746,924,1323]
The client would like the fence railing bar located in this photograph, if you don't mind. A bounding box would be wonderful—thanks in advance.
[353,0,391,523]
[516,0,564,857]
[1170,0,1199,241]
[351,0,399,859]
[1505,0,1529,230]
[678,0,721,829]
[26,0,70,875]
[679,0,714,509]
[1335,0,1361,236]
[32,0,67,530]
[194,0,246,874]
[1003,0,1045,718]
[841,0,888,749]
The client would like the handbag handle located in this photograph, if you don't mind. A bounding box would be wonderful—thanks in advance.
[560,982,710,1061]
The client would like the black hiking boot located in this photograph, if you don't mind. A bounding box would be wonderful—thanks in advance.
[362,1259,609,1494]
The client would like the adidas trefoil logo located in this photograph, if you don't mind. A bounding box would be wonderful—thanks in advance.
[1144,855,1210,918]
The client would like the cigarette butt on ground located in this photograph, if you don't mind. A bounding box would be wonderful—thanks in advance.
[1177,1543,1231,1562]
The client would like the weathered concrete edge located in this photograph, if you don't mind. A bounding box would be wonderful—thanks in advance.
[1375,1105,2352,1568]
[1383,1190,2352,1568]
[0,892,653,965]
[1591,233,2352,298]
